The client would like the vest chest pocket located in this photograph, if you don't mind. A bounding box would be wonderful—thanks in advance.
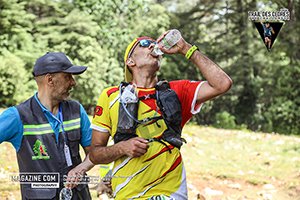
[67,131,81,157]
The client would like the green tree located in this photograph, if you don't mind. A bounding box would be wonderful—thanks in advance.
[0,0,298,134]
[156,0,300,134]
[0,51,35,106]
[0,0,34,53]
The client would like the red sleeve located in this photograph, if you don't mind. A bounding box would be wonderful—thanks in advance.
[169,80,202,126]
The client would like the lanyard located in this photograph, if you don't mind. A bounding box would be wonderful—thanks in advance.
[58,105,73,167]
[58,106,67,144]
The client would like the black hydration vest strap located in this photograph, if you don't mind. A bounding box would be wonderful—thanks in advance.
[114,81,186,149]
[147,138,172,153]
[155,81,186,149]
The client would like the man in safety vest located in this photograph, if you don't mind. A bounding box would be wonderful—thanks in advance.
[0,52,94,199]
[90,30,232,199]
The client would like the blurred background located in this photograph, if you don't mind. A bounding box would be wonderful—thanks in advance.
[0,0,299,135]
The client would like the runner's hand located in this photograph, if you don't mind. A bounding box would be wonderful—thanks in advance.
[120,137,149,157]
[156,30,192,55]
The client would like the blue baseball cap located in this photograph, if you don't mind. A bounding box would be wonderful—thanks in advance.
[33,52,87,76]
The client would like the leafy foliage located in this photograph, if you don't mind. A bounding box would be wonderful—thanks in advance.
[0,51,35,105]
[161,0,299,135]
[0,0,299,134]
[213,111,237,129]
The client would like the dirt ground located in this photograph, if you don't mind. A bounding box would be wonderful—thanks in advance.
[186,173,300,200]
[181,126,300,200]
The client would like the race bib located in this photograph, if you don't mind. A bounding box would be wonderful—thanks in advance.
[148,194,175,200]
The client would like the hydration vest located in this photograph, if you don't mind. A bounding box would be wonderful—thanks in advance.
[114,81,186,149]
[16,96,91,200]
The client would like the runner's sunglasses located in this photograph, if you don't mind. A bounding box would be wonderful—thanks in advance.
[138,39,156,47]
[128,39,156,58]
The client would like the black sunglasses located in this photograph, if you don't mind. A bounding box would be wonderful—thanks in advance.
[138,39,156,47]
[128,39,156,58]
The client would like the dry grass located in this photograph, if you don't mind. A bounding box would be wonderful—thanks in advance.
[182,125,300,200]
[0,123,299,199]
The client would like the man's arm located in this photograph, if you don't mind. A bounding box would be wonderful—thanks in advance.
[76,146,95,172]
[261,22,266,31]
[186,46,233,104]
[66,146,94,188]
[158,32,232,104]
[0,107,23,151]
[271,27,275,34]
[65,104,95,188]
[90,129,149,164]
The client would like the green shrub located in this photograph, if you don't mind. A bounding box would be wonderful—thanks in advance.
[214,111,237,129]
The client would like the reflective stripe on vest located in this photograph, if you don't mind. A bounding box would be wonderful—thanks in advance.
[23,118,80,135]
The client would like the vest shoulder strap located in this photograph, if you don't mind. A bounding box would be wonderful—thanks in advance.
[155,80,170,91]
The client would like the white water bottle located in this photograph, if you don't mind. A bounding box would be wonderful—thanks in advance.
[151,29,182,56]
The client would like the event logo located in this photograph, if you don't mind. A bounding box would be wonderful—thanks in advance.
[248,8,290,52]
[32,139,50,160]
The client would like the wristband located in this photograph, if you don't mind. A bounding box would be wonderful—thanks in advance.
[185,45,198,59]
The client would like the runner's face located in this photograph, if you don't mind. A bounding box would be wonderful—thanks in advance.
[131,42,161,72]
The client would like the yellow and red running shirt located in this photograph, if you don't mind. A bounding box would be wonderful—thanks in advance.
[92,80,204,199]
